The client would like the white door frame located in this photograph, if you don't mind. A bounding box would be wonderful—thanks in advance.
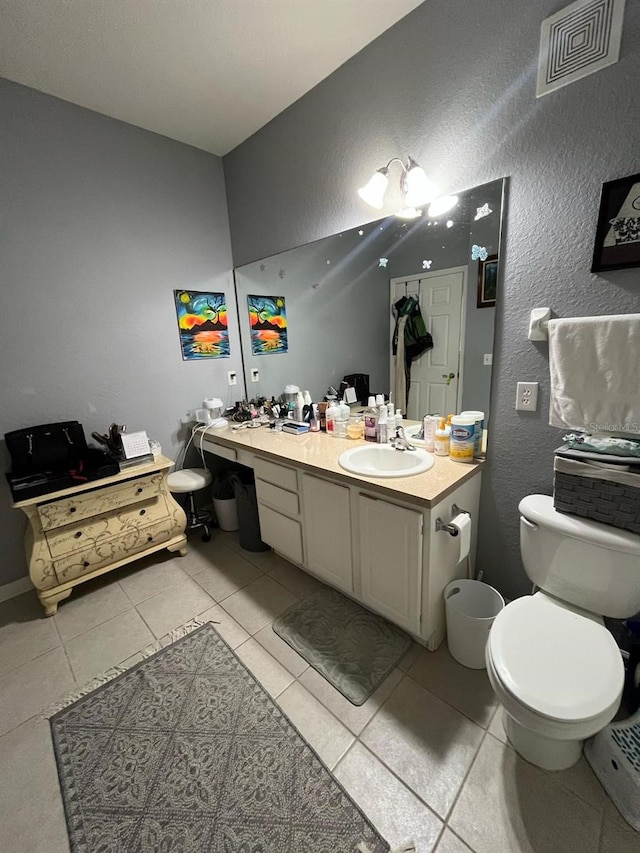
[389,266,467,414]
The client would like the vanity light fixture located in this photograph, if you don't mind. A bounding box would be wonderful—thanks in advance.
[357,157,434,216]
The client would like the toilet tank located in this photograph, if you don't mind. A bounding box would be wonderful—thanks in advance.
[519,495,640,619]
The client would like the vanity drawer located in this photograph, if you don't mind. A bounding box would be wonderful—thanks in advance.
[45,496,169,558]
[52,518,174,583]
[38,473,163,531]
[255,478,299,517]
[257,505,303,565]
[253,458,298,493]
[209,443,237,463]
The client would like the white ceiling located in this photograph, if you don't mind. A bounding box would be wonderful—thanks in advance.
[0,0,423,155]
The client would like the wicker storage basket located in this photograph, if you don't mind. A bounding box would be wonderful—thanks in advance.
[553,456,640,535]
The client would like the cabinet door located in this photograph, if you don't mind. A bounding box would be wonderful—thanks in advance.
[301,474,352,593]
[358,494,423,634]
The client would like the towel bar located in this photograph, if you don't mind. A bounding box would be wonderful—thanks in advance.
[528,307,552,341]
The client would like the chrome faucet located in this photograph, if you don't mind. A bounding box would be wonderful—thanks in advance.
[390,426,416,451]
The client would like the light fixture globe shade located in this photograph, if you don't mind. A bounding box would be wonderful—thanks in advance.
[404,159,434,207]
[358,168,389,209]
[427,195,459,217]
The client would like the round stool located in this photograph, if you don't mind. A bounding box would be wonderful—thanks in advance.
[167,467,213,542]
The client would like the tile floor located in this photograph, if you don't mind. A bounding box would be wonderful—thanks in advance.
[0,530,636,853]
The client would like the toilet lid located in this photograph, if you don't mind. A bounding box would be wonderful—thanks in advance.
[488,595,623,722]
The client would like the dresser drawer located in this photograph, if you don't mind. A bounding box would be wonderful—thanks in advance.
[257,505,303,565]
[45,495,169,558]
[52,518,174,583]
[255,478,299,517]
[253,458,298,492]
[38,473,163,531]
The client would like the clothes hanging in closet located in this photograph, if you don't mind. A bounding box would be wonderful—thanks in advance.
[392,295,433,413]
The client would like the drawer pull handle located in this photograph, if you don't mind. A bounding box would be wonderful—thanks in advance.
[147,535,153,542]
[74,531,83,539]
[139,509,146,516]
[136,487,143,494]
[82,560,90,567]
[69,507,77,514]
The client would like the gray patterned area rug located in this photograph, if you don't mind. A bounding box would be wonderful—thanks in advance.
[50,623,389,853]
[273,588,412,706]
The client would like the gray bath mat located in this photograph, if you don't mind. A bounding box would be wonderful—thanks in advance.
[273,588,412,706]
[50,623,389,853]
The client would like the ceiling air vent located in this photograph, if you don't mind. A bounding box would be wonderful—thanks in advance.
[536,0,626,97]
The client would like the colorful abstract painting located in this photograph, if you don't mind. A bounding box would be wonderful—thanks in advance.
[247,295,288,355]
[174,290,230,360]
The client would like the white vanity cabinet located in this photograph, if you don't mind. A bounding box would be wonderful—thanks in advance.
[358,494,423,635]
[202,430,482,651]
[300,473,353,593]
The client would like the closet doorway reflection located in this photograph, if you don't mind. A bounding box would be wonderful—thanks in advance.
[390,268,465,420]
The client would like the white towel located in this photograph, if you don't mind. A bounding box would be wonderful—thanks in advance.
[548,314,640,433]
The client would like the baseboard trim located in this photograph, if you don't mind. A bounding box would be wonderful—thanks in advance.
[0,576,34,603]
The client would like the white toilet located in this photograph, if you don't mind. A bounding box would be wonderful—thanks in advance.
[486,494,640,771]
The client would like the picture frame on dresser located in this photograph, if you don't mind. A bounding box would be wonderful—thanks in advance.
[591,172,640,272]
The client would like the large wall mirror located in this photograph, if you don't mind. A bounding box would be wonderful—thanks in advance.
[234,178,506,422]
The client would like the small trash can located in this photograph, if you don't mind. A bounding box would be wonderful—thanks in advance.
[211,474,238,532]
[444,579,505,669]
[230,470,270,552]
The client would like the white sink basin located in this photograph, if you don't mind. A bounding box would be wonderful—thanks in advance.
[338,444,434,478]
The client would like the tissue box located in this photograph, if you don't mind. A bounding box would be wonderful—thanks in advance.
[553,453,640,535]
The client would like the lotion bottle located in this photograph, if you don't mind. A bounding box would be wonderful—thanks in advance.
[364,396,378,442]
[434,418,450,456]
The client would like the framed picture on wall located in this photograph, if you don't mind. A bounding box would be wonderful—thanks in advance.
[477,254,498,308]
[591,173,640,272]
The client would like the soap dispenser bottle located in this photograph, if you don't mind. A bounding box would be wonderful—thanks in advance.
[364,396,378,442]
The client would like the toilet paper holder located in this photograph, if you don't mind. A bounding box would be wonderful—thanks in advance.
[435,503,470,536]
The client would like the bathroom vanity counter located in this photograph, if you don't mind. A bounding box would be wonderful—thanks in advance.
[201,422,482,508]
[203,424,483,650]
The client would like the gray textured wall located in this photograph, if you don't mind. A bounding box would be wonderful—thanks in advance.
[0,79,241,585]
[224,0,640,600]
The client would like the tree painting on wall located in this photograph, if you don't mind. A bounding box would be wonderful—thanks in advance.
[247,295,288,355]
[174,290,230,360]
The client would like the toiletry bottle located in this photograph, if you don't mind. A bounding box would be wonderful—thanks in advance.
[364,396,378,442]
[310,403,320,432]
[434,418,450,456]
[423,415,439,453]
[377,404,388,444]
[387,402,395,434]
[395,409,403,431]
[325,400,339,435]
[336,397,350,438]
[303,389,312,407]
[295,391,304,421]
[375,394,385,408]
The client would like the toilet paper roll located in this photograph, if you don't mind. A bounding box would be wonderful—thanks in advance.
[450,512,472,563]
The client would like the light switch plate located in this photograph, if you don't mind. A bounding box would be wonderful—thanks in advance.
[227,370,237,386]
[251,368,260,383]
[515,381,539,411]
[483,353,493,366]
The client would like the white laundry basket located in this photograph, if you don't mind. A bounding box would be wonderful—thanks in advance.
[445,579,505,669]
[585,710,640,831]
